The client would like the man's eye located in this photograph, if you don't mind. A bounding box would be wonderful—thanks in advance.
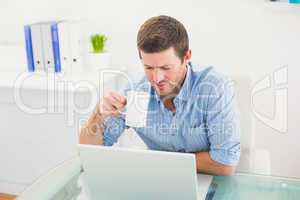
[161,67,170,70]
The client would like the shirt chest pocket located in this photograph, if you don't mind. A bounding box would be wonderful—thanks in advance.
[155,125,185,151]
[183,126,209,152]
[183,106,204,128]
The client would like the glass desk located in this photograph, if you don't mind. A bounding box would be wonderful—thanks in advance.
[206,173,300,200]
[22,174,300,200]
[16,157,300,200]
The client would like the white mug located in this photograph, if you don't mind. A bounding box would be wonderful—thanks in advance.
[124,91,150,128]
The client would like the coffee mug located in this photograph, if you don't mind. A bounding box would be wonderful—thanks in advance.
[123,91,150,128]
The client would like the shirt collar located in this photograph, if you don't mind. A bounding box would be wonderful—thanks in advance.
[152,61,193,103]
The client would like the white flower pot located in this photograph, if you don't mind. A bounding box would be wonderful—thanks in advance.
[86,52,110,71]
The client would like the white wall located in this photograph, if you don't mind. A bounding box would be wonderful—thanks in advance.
[1,0,300,179]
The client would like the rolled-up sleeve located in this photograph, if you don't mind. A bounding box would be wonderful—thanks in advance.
[206,78,241,166]
[103,116,126,146]
[102,85,130,146]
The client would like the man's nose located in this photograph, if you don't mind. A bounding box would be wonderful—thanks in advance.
[153,69,164,83]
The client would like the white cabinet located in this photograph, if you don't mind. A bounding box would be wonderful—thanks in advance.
[0,70,120,194]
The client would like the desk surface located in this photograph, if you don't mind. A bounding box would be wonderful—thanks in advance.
[15,156,300,200]
[207,173,300,200]
[43,172,300,200]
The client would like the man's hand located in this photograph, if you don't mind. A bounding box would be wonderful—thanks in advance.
[97,92,127,119]
[79,92,126,145]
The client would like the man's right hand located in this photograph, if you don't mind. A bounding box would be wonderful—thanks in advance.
[79,92,126,145]
[97,91,127,119]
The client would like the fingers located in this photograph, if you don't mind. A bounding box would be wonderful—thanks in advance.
[99,99,119,117]
[95,92,127,118]
[109,91,127,105]
[107,94,125,110]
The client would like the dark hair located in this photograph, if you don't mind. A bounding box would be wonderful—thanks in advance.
[137,15,189,62]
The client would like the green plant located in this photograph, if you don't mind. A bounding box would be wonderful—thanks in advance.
[90,33,107,53]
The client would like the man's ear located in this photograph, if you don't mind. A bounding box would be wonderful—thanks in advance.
[184,49,192,63]
[186,49,192,60]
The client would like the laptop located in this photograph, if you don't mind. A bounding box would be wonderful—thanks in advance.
[78,144,202,200]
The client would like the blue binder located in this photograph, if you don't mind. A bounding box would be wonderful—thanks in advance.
[24,25,35,72]
[51,23,61,73]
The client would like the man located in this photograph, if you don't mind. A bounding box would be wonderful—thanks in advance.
[80,15,240,176]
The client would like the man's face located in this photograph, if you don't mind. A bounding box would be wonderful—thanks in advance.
[140,47,191,98]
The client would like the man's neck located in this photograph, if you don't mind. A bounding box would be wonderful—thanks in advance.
[161,65,188,113]
[163,98,176,113]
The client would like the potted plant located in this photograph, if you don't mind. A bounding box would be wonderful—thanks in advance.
[87,33,110,69]
[91,34,107,53]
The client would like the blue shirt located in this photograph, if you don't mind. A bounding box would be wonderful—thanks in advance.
[103,62,240,166]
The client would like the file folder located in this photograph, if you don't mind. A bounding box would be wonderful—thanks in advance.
[51,23,62,73]
[30,23,45,71]
[53,21,81,74]
[24,21,81,73]
[24,25,34,72]
[56,21,81,74]
[56,21,72,74]
[68,22,81,71]
[41,22,57,72]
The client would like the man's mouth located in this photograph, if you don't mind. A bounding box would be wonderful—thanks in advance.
[156,83,166,89]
